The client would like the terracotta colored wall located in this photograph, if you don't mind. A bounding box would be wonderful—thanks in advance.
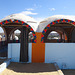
[32,32,45,63]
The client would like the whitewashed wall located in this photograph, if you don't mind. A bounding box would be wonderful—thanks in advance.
[0,59,11,73]
[8,43,32,63]
[45,43,75,69]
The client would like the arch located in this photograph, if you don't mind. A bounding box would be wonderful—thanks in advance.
[47,31,61,39]
[0,26,7,41]
[10,28,21,41]
[43,26,68,42]
[41,19,75,43]
[9,27,21,39]
[0,19,37,43]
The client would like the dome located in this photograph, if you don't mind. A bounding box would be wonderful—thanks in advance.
[38,15,75,32]
[0,13,38,31]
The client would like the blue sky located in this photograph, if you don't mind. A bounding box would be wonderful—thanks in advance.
[0,0,75,20]
[0,0,75,32]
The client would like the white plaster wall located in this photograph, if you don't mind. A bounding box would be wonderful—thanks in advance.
[8,43,32,63]
[8,43,20,62]
[45,43,75,69]
[1,14,38,32]
[8,44,12,58]
[28,43,32,63]
[0,59,11,73]
[38,15,75,32]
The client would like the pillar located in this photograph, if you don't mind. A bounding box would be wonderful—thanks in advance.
[20,26,28,62]
[12,32,15,40]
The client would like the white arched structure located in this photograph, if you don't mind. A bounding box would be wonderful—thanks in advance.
[38,15,75,32]
[1,13,38,32]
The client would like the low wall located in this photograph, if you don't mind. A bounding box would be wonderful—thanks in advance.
[0,59,11,73]
[8,43,32,63]
[8,43,75,69]
[45,43,75,69]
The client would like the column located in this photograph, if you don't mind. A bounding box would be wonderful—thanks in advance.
[20,26,28,62]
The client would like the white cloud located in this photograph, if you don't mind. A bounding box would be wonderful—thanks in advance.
[50,8,56,11]
[26,8,34,11]
[20,11,38,15]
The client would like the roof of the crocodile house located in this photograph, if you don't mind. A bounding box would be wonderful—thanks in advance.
[38,15,75,32]
[0,13,38,31]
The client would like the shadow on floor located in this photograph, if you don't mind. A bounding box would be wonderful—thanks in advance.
[7,62,57,73]
[62,69,75,75]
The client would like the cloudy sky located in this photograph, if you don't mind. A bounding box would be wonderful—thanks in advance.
[0,0,75,21]
[0,0,75,32]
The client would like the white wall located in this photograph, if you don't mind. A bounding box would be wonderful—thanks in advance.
[45,43,75,69]
[8,43,32,63]
[28,43,32,63]
[8,43,20,62]
[0,59,11,73]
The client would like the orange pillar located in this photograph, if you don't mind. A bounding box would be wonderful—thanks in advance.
[32,32,45,63]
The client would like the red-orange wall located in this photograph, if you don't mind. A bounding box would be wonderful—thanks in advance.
[32,32,45,63]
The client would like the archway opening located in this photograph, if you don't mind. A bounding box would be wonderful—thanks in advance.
[47,31,60,40]
[0,27,6,41]
[10,29,21,43]
[47,30,67,43]
[9,29,35,43]
[43,26,68,43]
[28,32,35,42]
[41,19,75,43]
[0,27,7,57]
